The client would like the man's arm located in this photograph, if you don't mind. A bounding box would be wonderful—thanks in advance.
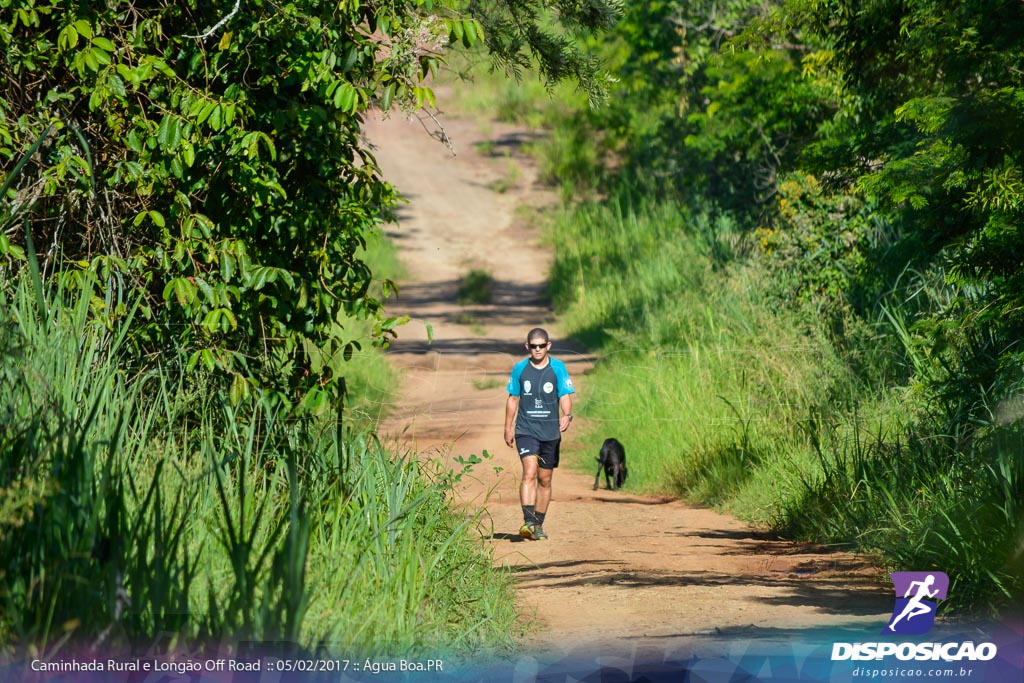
[504,395,520,447]
[559,394,573,432]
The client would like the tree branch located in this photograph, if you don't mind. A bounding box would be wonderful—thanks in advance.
[415,108,457,156]
[184,0,241,41]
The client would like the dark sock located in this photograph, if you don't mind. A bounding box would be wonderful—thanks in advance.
[535,511,546,525]
[522,505,536,524]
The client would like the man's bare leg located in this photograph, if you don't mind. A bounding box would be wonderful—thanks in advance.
[536,467,552,515]
[520,455,539,508]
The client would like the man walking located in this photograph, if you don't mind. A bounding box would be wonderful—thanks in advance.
[504,328,575,541]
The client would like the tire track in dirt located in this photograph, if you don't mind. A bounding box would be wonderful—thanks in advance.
[362,108,891,661]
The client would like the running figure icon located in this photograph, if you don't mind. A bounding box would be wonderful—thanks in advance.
[888,574,939,632]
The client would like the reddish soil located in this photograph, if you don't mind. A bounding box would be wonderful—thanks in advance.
[362,108,891,661]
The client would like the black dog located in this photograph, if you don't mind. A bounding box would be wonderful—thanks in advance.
[593,437,627,490]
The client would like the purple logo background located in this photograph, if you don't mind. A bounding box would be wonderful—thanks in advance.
[884,571,950,635]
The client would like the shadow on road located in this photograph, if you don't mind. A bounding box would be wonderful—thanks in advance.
[482,504,889,622]
[512,565,889,617]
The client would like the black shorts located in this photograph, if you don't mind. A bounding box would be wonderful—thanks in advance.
[515,435,560,469]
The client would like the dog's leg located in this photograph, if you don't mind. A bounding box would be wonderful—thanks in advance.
[593,460,603,490]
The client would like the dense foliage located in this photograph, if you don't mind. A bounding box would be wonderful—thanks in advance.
[569,0,1024,416]
[531,0,1023,612]
[0,0,620,405]
[760,0,1024,432]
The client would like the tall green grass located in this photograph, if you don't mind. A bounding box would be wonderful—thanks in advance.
[0,270,195,652]
[0,269,517,656]
[548,197,848,507]
[546,194,1024,615]
[778,404,1024,612]
[303,434,518,654]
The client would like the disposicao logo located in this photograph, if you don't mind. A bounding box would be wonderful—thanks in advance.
[885,571,949,636]
[831,570,998,663]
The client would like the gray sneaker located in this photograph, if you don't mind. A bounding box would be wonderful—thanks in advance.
[532,524,549,541]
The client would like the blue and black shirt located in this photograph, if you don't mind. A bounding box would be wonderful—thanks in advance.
[507,358,575,441]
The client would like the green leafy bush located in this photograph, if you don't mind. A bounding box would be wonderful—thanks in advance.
[0,0,621,406]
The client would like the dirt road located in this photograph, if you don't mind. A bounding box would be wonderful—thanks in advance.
[362,108,892,662]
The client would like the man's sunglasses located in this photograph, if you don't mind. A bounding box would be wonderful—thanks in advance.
[527,343,549,349]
